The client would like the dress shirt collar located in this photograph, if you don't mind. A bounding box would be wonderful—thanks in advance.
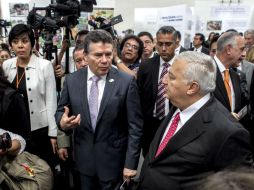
[175,93,211,126]
[87,66,107,81]
[175,46,180,55]
[195,46,202,52]
[214,55,226,73]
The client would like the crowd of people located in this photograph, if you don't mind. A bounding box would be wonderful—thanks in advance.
[1,22,254,190]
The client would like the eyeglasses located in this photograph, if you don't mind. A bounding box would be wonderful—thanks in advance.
[157,41,174,47]
[124,43,139,51]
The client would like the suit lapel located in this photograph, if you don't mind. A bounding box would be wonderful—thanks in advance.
[78,69,93,130]
[152,56,161,100]
[230,69,240,111]
[96,68,116,124]
[149,107,175,161]
[215,66,231,109]
[151,97,215,163]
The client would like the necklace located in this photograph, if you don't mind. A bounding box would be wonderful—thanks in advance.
[16,62,25,88]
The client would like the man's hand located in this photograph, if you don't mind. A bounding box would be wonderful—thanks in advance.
[123,168,137,181]
[60,106,81,130]
[58,148,69,161]
[50,138,58,154]
[54,65,65,78]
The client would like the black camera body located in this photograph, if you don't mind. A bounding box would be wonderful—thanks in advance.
[0,19,11,28]
[0,132,12,151]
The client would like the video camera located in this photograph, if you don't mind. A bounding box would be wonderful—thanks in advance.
[27,0,80,32]
[0,19,11,38]
[0,132,12,151]
[88,14,123,39]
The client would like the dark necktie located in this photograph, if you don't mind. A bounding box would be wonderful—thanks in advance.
[156,62,170,120]
[88,75,100,131]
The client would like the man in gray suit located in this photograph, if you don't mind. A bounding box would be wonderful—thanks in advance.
[240,59,254,94]
[55,30,143,190]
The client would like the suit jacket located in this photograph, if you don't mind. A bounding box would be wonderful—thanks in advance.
[138,96,253,190]
[179,46,187,54]
[55,67,143,181]
[190,46,210,55]
[137,54,166,155]
[241,60,254,93]
[213,65,248,113]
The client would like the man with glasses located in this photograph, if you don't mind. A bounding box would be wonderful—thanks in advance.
[137,26,177,157]
[137,31,155,61]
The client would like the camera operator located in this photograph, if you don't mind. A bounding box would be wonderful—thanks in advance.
[53,29,89,78]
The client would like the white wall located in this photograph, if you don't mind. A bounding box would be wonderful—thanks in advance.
[114,0,195,34]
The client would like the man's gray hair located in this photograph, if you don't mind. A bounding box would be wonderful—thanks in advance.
[217,32,240,52]
[176,51,216,95]
[244,29,254,38]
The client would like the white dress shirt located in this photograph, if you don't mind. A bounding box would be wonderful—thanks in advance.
[160,93,211,143]
[214,56,235,111]
[153,56,176,118]
[194,46,202,53]
[87,66,106,112]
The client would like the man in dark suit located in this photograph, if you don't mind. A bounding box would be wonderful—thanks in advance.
[175,30,187,55]
[137,26,177,156]
[190,33,210,55]
[137,31,156,61]
[213,31,248,119]
[137,51,253,190]
[55,30,143,190]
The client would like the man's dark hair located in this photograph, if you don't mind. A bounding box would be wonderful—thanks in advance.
[8,24,35,48]
[209,33,220,50]
[137,31,153,42]
[73,45,84,57]
[195,33,205,45]
[176,31,182,40]
[74,29,89,42]
[83,30,113,53]
[156,26,177,41]
[119,35,144,63]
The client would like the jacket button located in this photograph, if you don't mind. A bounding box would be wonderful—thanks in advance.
[26,68,29,70]
[27,77,30,80]
[28,88,31,91]
[31,111,34,114]
[30,100,33,103]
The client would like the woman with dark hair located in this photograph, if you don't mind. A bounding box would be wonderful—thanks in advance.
[0,66,30,143]
[2,24,58,167]
[0,43,11,66]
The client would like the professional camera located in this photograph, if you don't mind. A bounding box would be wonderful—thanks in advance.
[0,19,11,38]
[88,15,123,39]
[0,132,12,151]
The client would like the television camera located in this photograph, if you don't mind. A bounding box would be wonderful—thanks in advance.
[27,0,96,99]
[88,14,123,39]
[0,19,11,38]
